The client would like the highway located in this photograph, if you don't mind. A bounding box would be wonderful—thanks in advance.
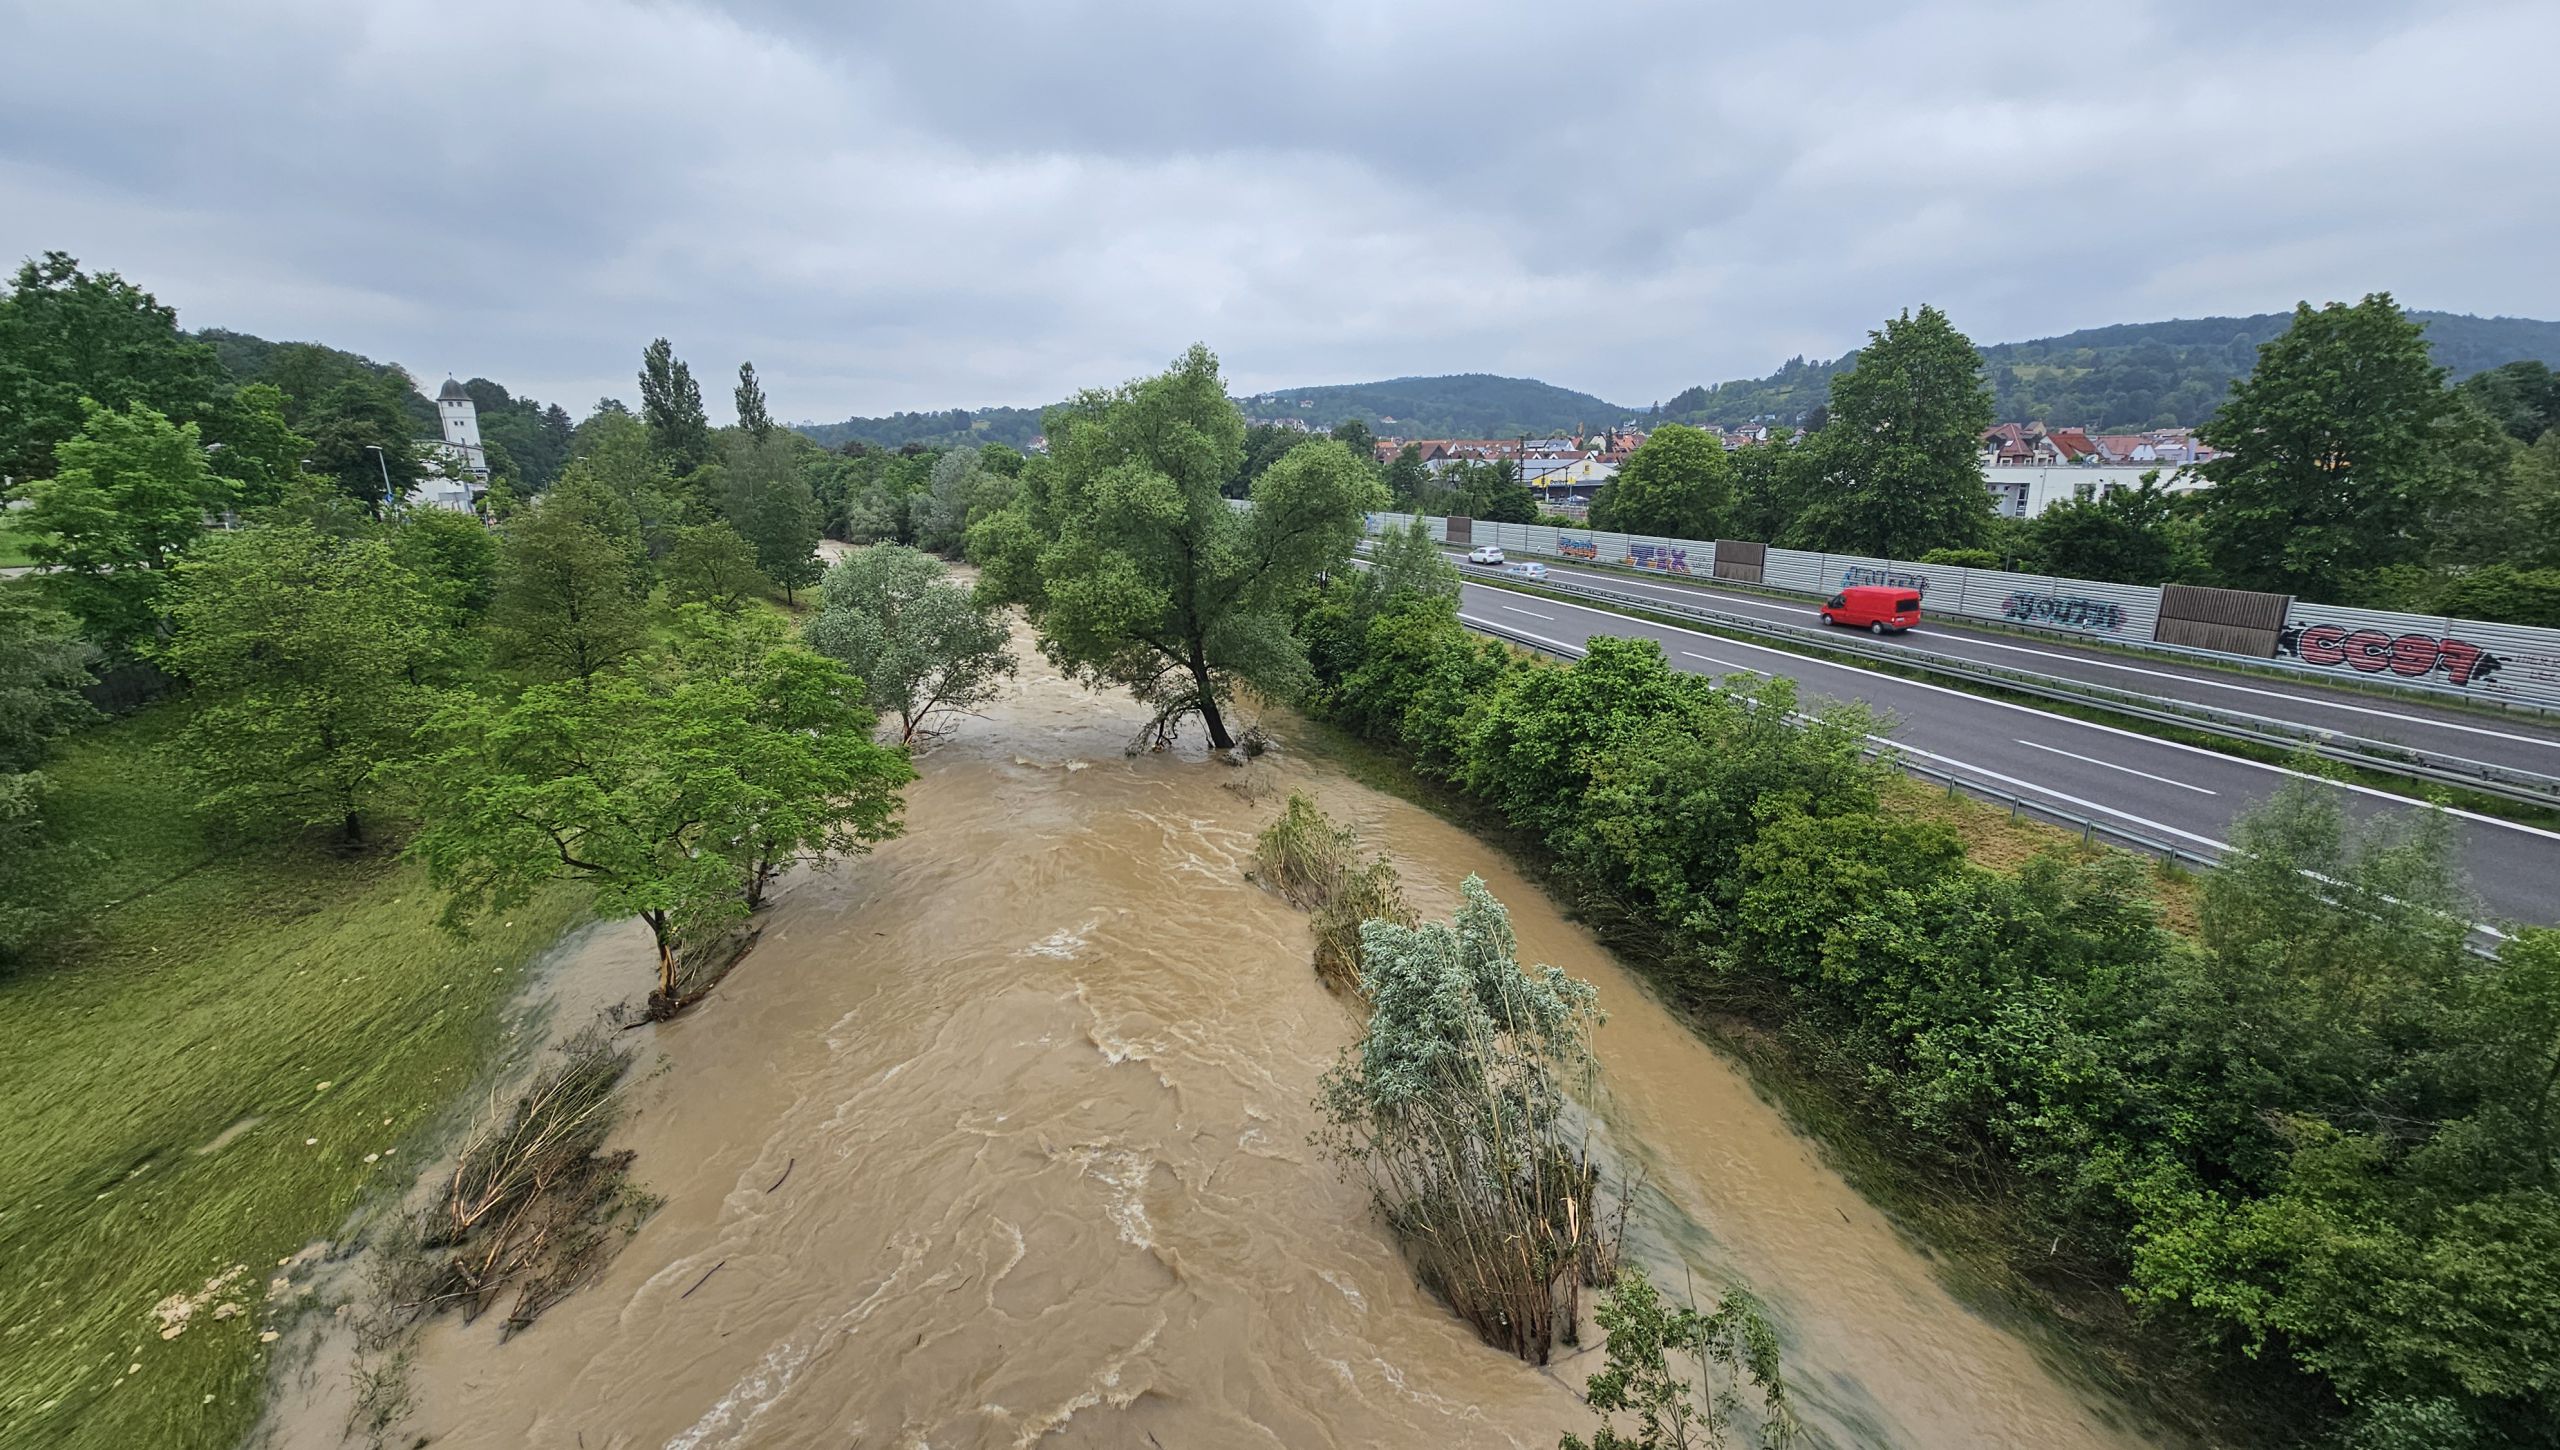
[1441,550,2560,778]
[1445,572,2560,931]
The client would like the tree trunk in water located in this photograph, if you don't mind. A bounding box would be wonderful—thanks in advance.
[650,914,678,999]
[1188,642,1233,752]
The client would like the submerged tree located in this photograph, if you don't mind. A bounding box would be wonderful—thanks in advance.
[1562,1266,1799,1450]
[1316,877,1615,1363]
[804,543,1015,742]
[410,645,910,1006]
[970,344,1378,751]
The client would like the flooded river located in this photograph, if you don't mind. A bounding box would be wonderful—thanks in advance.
[309,631,2161,1449]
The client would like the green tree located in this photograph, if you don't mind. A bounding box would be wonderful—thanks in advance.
[1383,443,1435,509]
[2197,294,2455,598]
[0,591,96,774]
[157,526,445,844]
[805,544,1017,741]
[719,445,825,602]
[1445,457,1538,522]
[0,251,230,484]
[565,409,686,547]
[1787,305,1994,559]
[662,522,769,613]
[1227,422,1306,498]
[1330,418,1377,462]
[22,400,234,655]
[390,505,501,619]
[488,480,650,684]
[1358,516,1461,618]
[410,647,911,1001]
[970,345,1378,751]
[2030,475,2183,583]
[914,447,1015,557]
[1726,437,1804,542]
[1562,1267,1798,1450]
[2455,359,2560,444]
[205,383,314,510]
[301,377,424,515]
[1588,424,1735,539]
[733,360,774,443]
[639,338,712,474]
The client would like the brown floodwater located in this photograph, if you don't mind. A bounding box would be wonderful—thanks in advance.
[276,630,2163,1450]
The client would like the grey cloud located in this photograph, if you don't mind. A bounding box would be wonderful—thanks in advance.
[0,0,2551,422]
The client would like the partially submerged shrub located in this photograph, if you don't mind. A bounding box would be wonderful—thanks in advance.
[1563,1264,1800,1450]
[1317,877,1621,1363]
[1253,793,1418,992]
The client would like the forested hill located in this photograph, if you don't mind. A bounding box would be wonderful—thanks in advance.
[794,406,1047,452]
[1655,311,2560,431]
[1234,374,1638,436]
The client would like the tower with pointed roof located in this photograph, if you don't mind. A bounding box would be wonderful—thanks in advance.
[434,377,489,478]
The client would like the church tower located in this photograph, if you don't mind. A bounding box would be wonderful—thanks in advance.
[435,377,489,478]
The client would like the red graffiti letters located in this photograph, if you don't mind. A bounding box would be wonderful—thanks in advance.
[2281,622,2506,688]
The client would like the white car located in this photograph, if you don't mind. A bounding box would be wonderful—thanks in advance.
[1503,561,1548,581]
[1466,545,1505,565]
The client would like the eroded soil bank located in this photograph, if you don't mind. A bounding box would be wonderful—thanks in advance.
[271,634,2160,1449]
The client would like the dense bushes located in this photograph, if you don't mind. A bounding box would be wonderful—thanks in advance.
[1295,578,2560,1447]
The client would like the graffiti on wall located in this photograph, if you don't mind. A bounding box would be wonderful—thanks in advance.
[1559,534,1599,561]
[2001,591,2128,633]
[2279,621,2509,688]
[1841,565,1930,595]
[1630,543,1691,575]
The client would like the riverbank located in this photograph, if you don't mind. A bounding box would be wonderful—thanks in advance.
[291,622,2157,1449]
[0,705,586,1450]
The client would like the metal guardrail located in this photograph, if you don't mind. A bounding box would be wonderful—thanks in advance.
[1458,565,2560,812]
[1456,610,2505,958]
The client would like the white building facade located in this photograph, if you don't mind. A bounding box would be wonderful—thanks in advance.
[413,377,492,512]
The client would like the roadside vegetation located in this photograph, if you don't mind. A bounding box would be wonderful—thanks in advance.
[1292,561,2560,1448]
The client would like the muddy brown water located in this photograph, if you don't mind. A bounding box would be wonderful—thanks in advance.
[275,632,2161,1450]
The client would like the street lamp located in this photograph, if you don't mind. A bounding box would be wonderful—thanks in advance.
[363,445,393,514]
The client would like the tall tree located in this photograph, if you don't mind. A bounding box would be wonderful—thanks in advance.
[805,544,1017,742]
[205,383,314,510]
[971,345,1379,751]
[22,401,234,655]
[1383,443,1435,509]
[639,338,712,473]
[662,522,769,612]
[1786,305,1994,560]
[301,377,424,515]
[1329,418,1377,463]
[1588,424,1735,539]
[734,361,774,442]
[487,479,650,684]
[410,645,910,1003]
[2196,295,2463,598]
[719,436,825,601]
[0,251,230,484]
[157,526,445,844]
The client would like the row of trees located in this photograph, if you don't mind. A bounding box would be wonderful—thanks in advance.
[1291,554,2560,1447]
[1576,296,2560,613]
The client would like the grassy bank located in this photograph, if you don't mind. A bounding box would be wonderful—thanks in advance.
[0,706,585,1450]
[0,521,34,569]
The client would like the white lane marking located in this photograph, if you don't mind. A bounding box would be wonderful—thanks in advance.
[1509,589,2560,846]
[1882,741,2233,851]
[1501,604,1556,621]
[1522,556,2560,753]
[2013,738,2217,795]
[1680,650,1768,675]
[1458,614,1586,656]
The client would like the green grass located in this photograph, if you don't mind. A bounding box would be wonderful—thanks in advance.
[0,521,36,569]
[0,708,586,1450]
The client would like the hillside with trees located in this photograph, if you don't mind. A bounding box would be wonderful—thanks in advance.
[1655,311,2560,431]
[1234,373,1637,437]
[794,404,1046,452]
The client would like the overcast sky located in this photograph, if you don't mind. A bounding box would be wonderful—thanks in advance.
[4,1,2554,424]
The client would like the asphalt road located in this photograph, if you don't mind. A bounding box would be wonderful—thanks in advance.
[1443,550,2560,779]
[1447,574,2560,932]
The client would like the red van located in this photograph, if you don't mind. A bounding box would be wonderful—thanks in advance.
[1819,585,1922,634]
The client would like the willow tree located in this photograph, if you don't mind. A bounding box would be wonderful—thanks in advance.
[969,344,1379,751]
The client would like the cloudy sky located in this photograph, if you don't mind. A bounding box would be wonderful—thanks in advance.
[4,1,2554,424]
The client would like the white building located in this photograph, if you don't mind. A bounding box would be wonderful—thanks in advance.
[412,377,491,513]
[1984,464,2207,519]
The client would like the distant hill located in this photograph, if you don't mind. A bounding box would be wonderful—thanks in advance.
[1237,374,1638,438]
[1655,312,2560,432]
[794,406,1047,452]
